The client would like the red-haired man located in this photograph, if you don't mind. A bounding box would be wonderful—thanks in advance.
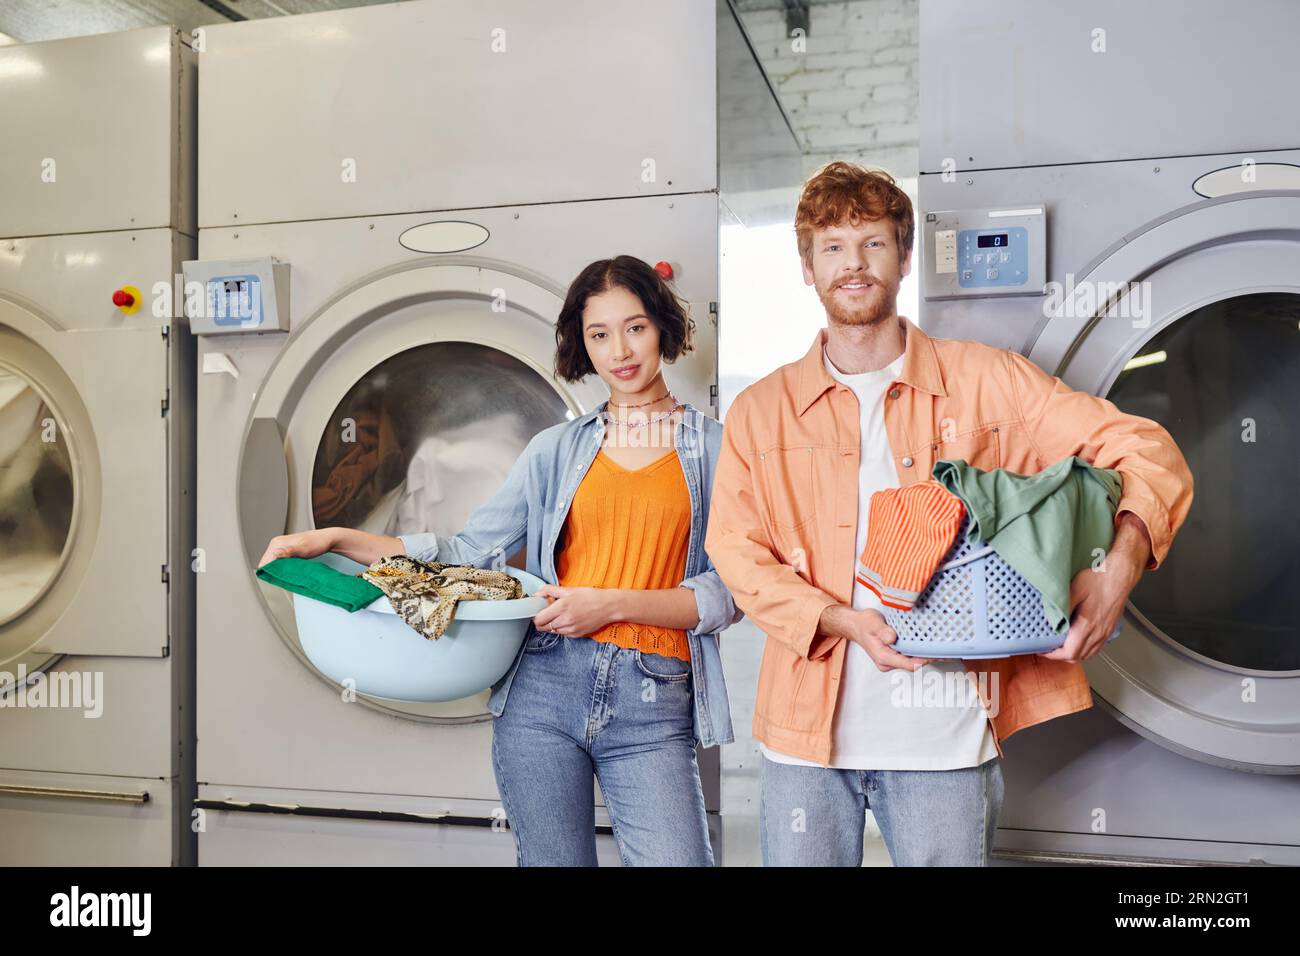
[706,161,1193,866]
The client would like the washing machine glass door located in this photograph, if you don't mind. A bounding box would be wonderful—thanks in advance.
[0,366,73,627]
[0,361,75,686]
[1108,292,1299,672]
[0,313,86,685]
[1027,191,1300,771]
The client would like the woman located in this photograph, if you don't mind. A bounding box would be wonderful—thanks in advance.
[258,255,741,866]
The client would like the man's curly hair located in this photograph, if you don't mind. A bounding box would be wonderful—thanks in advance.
[795,160,915,265]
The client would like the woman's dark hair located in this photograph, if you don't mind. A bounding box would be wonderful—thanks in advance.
[554,255,695,383]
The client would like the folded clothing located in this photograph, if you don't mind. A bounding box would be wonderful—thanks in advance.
[360,555,524,640]
[932,456,1122,634]
[855,480,966,610]
[256,556,384,612]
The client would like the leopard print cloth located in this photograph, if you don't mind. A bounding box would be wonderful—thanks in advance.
[360,555,525,640]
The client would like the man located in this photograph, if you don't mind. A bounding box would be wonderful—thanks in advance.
[705,161,1193,866]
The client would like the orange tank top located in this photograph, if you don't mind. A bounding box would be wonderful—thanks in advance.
[554,447,692,661]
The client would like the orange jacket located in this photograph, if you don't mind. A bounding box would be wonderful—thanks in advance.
[705,317,1194,764]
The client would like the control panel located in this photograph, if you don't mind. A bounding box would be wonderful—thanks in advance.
[181,257,290,334]
[922,206,1046,299]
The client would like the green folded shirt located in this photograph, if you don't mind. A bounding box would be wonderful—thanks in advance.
[932,456,1123,635]
[255,556,384,612]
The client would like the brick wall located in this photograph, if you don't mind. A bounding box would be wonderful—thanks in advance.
[740,0,919,179]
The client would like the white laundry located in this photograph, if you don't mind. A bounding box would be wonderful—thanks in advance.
[377,414,531,553]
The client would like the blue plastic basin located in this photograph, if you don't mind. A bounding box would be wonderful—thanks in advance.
[291,552,546,702]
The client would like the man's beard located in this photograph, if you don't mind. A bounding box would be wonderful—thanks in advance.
[817,277,897,328]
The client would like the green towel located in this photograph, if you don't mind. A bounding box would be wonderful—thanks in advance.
[932,456,1122,635]
[255,556,384,612]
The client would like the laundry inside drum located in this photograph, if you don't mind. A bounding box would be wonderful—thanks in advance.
[310,340,570,567]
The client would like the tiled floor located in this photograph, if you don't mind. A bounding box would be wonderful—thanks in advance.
[717,617,892,867]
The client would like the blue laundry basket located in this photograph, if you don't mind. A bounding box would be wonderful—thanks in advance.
[883,515,1122,659]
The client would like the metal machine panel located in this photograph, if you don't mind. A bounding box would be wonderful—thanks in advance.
[998,707,1300,866]
[197,0,719,228]
[0,231,187,660]
[0,656,177,777]
[919,146,1300,354]
[0,26,193,239]
[195,786,639,866]
[195,193,722,411]
[920,0,1300,173]
[0,768,184,866]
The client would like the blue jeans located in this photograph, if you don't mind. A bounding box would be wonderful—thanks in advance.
[759,753,1005,866]
[491,629,713,866]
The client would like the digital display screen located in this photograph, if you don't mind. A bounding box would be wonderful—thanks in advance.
[210,277,256,324]
[977,234,1009,248]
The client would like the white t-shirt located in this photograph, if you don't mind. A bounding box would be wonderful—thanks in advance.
[760,346,998,770]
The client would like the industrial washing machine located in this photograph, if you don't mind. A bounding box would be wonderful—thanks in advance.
[187,0,798,864]
[0,27,198,865]
[919,0,1300,864]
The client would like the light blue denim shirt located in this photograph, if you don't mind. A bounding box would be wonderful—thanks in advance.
[397,401,741,748]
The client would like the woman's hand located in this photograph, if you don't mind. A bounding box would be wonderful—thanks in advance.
[257,528,338,568]
[532,585,617,637]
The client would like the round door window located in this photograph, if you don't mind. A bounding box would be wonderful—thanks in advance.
[1107,292,1300,671]
[310,341,569,552]
[0,366,74,624]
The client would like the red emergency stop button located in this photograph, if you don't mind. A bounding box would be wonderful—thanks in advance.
[112,285,142,314]
[654,260,674,280]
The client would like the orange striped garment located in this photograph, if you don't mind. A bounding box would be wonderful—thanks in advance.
[855,480,966,610]
[554,447,692,661]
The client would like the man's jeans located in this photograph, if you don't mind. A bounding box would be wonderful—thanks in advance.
[492,629,713,866]
[759,753,1005,866]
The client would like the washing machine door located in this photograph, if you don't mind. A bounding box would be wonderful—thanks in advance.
[240,260,607,722]
[1,294,171,681]
[1028,191,1300,772]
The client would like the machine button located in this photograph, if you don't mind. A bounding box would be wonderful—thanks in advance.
[1000,251,1011,263]
[972,253,982,264]
[987,268,999,279]
[961,270,973,281]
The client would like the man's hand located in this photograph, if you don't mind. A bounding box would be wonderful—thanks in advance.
[532,584,616,637]
[819,605,934,672]
[1041,511,1152,663]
